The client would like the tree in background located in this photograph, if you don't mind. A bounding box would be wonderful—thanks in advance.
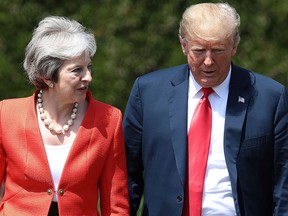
[0,0,287,112]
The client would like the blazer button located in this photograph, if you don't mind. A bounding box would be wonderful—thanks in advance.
[177,195,183,202]
[58,189,65,196]
[47,188,53,195]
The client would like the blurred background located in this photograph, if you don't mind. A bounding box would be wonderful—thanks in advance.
[0,0,287,113]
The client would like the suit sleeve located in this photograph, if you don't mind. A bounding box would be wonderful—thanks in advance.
[273,87,288,215]
[123,78,144,216]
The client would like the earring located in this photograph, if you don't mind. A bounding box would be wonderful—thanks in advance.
[49,83,54,88]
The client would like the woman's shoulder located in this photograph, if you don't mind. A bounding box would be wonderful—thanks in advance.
[0,95,34,110]
[91,99,121,116]
[87,92,122,118]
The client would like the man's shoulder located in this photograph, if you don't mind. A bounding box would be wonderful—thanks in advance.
[232,64,285,91]
[140,64,188,79]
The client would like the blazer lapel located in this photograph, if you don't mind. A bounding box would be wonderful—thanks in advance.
[168,64,189,186]
[25,92,53,184]
[59,92,95,185]
[224,64,252,211]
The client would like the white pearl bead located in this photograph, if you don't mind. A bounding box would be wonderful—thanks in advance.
[63,125,69,131]
[54,126,63,134]
[40,113,46,120]
[44,119,50,125]
[71,113,76,119]
[68,119,73,125]
[48,124,54,130]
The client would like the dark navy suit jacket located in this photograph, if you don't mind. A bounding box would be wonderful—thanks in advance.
[123,64,288,216]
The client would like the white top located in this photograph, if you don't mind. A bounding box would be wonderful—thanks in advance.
[44,143,72,201]
[187,67,236,215]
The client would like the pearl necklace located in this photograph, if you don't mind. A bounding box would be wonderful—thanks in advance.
[37,90,78,134]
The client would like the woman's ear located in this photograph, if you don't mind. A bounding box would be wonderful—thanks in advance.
[43,79,54,88]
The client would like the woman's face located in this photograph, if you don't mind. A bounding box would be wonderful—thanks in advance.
[53,53,92,104]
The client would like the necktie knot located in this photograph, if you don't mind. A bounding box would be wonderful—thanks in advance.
[201,87,213,98]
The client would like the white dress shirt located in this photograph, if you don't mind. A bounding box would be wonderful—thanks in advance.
[187,67,236,215]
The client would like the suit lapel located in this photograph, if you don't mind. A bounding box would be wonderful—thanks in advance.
[168,65,189,186]
[224,64,252,206]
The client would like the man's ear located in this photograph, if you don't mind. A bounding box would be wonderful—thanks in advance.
[179,36,188,56]
[231,42,238,56]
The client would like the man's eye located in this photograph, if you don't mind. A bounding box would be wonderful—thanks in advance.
[213,49,225,54]
[192,49,204,55]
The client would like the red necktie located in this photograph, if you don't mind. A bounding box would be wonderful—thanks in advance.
[184,87,213,216]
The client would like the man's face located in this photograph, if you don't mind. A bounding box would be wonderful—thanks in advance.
[181,37,237,87]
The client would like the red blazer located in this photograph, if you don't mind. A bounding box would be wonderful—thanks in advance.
[0,91,129,215]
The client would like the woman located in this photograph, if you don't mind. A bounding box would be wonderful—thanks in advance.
[0,16,129,215]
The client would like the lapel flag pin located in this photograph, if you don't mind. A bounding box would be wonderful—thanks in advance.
[238,96,245,103]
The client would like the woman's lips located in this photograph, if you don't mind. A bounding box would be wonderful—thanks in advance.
[78,86,88,90]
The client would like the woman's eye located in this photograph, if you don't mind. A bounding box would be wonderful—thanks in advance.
[72,68,82,73]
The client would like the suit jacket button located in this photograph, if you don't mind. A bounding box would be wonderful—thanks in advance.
[58,189,65,196]
[47,188,53,195]
[177,195,183,202]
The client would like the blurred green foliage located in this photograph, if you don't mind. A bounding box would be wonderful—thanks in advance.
[0,0,287,113]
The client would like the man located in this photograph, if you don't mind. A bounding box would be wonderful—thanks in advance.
[123,3,288,216]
